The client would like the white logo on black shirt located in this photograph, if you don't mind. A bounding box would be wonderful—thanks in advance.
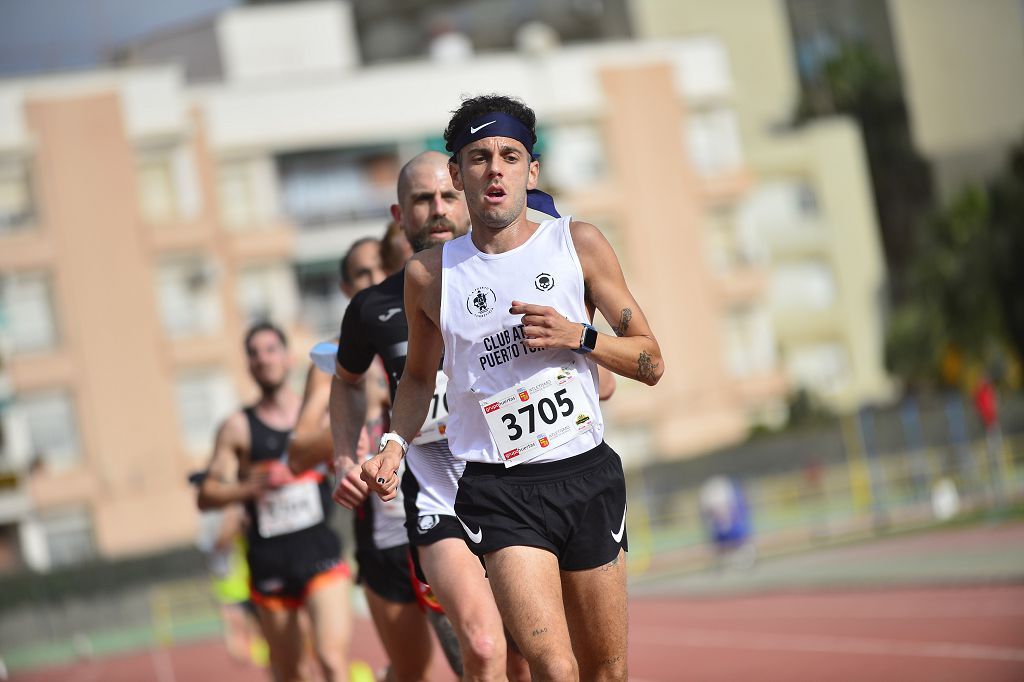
[378,307,402,322]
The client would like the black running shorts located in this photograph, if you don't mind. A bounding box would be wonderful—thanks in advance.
[401,465,472,583]
[453,441,628,571]
[356,544,416,604]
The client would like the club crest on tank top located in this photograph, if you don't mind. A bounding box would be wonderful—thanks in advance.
[440,215,604,465]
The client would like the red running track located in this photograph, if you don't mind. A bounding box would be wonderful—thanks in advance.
[15,585,1024,681]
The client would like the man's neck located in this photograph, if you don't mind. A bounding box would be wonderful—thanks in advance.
[469,213,538,254]
[255,385,298,415]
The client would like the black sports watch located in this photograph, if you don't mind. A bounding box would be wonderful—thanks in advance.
[574,322,599,354]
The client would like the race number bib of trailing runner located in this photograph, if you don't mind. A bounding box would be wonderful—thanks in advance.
[479,365,595,467]
[413,371,450,445]
[256,479,325,538]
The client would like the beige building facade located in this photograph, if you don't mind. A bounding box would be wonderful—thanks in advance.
[0,70,296,570]
[0,2,789,568]
[631,0,895,413]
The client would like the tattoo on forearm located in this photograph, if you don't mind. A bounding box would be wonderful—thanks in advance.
[531,627,548,637]
[636,350,659,382]
[613,308,632,337]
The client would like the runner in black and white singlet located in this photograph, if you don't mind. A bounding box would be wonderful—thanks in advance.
[332,152,518,682]
[362,95,664,681]
[288,238,442,682]
[198,323,351,682]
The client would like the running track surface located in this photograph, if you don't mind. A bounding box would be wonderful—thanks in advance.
[15,585,1024,681]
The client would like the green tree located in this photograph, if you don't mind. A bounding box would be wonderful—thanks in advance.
[886,136,1024,389]
[989,138,1024,367]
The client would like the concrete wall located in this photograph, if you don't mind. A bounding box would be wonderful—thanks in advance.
[889,0,1024,196]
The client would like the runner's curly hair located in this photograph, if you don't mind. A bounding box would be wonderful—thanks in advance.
[443,94,537,160]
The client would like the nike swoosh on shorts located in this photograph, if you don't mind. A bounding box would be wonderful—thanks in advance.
[611,507,626,544]
[457,516,483,544]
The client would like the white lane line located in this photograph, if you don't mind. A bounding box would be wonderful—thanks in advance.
[631,627,1024,663]
[662,604,1024,620]
[150,647,177,682]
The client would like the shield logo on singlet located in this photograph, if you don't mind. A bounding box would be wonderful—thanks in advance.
[466,287,496,317]
[535,273,554,291]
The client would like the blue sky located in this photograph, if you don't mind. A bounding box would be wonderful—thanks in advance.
[0,0,238,77]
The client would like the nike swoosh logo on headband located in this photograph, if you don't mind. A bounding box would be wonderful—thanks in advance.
[469,121,496,134]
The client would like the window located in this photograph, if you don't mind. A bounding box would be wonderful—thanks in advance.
[237,262,298,327]
[0,272,58,354]
[176,369,237,455]
[0,159,36,234]
[138,155,176,223]
[724,306,777,379]
[40,507,96,568]
[705,209,764,273]
[137,145,202,224]
[686,109,743,176]
[542,125,606,193]
[277,148,397,227]
[786,342,850,396]
[156,256,222,338]
[218,157,276,230]
[17,390,80,469]
[738,179,822,245]
[771,261,838,312]
[295,260,345,336]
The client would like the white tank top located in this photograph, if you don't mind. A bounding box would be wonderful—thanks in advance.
[440,215,604,464]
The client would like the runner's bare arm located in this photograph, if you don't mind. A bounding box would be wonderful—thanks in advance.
[597,365,617,400]
[197,413,268,509]
[327,362,371,509]
[362,251,444,501]
[511,220,663,386]
[288,364,333,473]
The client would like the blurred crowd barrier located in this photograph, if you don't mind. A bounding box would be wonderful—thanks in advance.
[625,418,1024,577]
[3,397,1023,671]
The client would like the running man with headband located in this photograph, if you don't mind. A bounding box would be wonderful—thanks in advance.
[361,94,662,681]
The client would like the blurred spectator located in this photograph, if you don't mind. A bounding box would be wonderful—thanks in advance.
[699,475,756,570]
[379,220,413,276]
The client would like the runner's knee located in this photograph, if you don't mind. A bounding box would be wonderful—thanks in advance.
[460,626,503,672]
[316,646,347,679]
[529,653,578,681]
[582,654,627,682]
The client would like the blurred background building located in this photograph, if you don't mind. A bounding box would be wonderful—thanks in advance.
[0,0,1021,576]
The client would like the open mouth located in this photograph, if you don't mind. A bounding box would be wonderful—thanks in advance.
[484,186,507,205]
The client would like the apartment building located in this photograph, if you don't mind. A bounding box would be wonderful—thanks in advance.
[631,0,894,413]
[0,0,788,568]
[0,69,297,570]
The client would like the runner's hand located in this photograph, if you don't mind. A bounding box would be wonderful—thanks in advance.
[332,458,368,509]
[245,466,274,498]
[264,460,295,488]
[510,301,581,350]
[361,446,402,501]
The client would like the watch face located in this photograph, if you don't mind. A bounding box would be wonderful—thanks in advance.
[583,325,598,351]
